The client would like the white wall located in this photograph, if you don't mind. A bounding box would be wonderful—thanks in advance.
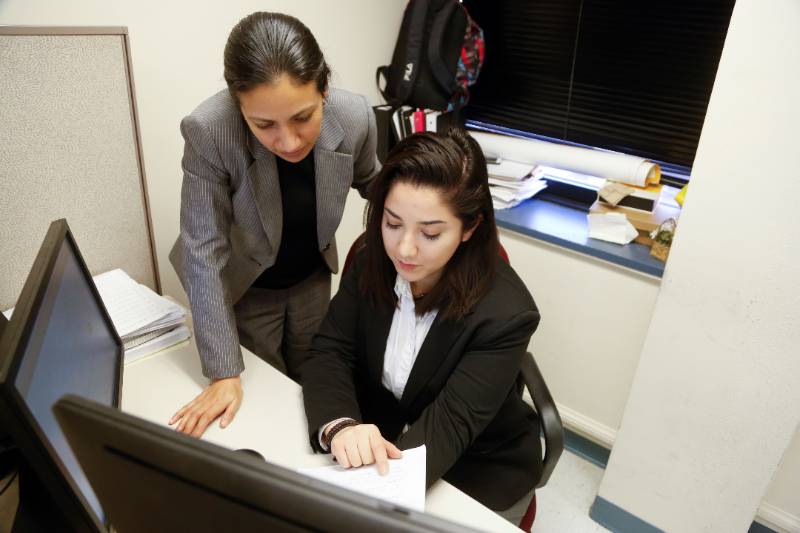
[0,0,405,300]
[499,230,660,446]
[595,0,800,531]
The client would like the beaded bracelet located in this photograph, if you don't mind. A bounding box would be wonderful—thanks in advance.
[322,418,359,450]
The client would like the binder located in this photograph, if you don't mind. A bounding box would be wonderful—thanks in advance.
[400,106,415,137]
[413,109,425,133]
[372,105,395,163]
[425,109,440,132]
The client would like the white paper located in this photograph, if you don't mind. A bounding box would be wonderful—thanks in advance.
[487,160,536,180]
[92,269,186,340]
[299,445,426,512]
[490,175,548,209]
[473,131,659,188]
[587,213,639,245]
[124,324,191,364]
[489,175,547,192]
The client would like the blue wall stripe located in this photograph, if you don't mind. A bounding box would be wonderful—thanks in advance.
[564,428,611,469]
[748,520,779,533]
[590,496,664,533]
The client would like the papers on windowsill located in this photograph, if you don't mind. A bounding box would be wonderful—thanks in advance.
[487,160,536,181]
[489,160,548,210]
[587,212,639,245]
[299,445,426,512]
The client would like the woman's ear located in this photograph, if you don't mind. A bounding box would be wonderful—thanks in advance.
[461,214,484,242]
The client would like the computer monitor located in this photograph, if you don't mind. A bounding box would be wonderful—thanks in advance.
[0,219,122,532]
[54,394,478,533]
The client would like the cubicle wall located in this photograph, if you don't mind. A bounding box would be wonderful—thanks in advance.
[0,26,158,310]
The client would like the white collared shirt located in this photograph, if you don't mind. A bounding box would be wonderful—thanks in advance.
[318,275,438,449]
[381,275,438,400]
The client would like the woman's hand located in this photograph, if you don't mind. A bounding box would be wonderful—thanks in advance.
[329,424,403,475]
[169,376,243,437]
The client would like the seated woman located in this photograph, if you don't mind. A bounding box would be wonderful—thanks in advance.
[301,128,542,519]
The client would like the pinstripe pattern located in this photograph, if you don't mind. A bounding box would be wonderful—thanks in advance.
[169,88,379,379]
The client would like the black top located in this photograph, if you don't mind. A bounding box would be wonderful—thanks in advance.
[252,153,325,289]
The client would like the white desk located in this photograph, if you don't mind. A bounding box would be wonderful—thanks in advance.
[121,339,519,533]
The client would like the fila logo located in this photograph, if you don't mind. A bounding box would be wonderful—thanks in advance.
[404,62,414,81]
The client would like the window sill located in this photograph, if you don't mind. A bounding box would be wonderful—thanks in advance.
[495,198,666,278]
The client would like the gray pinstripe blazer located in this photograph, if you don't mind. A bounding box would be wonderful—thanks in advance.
[169,88,379,379]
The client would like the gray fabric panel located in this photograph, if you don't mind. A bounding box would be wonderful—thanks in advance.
[0,33,156,310]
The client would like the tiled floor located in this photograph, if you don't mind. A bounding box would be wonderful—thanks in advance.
[533,447,612,532]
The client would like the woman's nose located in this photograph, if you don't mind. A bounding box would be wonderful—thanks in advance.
[397,232,417,258]
[277,126,301,152]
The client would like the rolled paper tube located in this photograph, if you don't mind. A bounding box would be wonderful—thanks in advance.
[471,131,661,188]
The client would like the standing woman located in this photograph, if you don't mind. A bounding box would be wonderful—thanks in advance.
[169,12,379,437]
[302,129,543,521]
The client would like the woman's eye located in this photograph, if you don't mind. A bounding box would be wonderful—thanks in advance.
[422,233,440,241]
[295,115,311,123]
[255,123,274,130]
[385,221,401,230]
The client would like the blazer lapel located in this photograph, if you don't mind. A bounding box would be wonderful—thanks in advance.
[399,315,466,410]
[246,131,282,251]
[314,107,353,251]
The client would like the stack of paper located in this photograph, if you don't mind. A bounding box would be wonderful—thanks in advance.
[488,160,548,209]
[92,269,190,363]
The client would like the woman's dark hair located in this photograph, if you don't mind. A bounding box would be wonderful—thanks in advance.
[224,12,331,99]
[361,128,499,321]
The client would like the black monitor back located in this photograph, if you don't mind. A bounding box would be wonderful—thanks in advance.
[54,395,479,533]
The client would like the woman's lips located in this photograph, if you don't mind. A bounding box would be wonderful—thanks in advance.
[281,146,307,159]
[397,260,419,271]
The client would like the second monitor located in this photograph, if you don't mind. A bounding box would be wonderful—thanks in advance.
[0,218,122,531]
[55,394,479,533]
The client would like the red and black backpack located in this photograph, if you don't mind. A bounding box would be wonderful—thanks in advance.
[376,0,485,112]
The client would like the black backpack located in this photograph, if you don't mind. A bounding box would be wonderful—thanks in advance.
[376,0,485,112]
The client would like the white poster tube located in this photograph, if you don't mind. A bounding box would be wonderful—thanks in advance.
[470,131,660,188]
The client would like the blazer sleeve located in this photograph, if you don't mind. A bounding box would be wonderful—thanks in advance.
[351,95,380,199]
[301,260,364,451]
[174,115,244,379]
[395,309,540,487]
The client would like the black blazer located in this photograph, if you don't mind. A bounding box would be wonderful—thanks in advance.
[302,254,543,510]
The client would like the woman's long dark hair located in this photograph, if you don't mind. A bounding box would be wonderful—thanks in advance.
[223,12,331,99]
[361,128,499,321]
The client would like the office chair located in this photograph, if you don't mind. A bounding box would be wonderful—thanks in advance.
[342,234,564,532]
